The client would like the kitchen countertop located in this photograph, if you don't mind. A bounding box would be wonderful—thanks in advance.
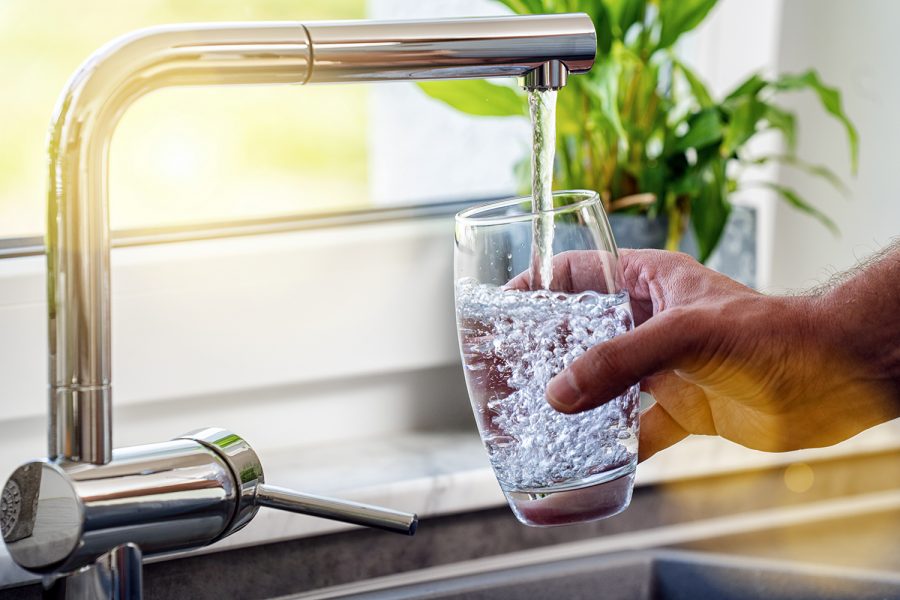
[2,419,900,589]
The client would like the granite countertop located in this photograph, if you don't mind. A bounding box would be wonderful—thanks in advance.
[3,419,900,589]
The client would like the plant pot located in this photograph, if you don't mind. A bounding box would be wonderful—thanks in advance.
[608,214,669,250]
[608,208,757,288]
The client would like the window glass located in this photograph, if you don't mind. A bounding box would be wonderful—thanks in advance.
[0,0,526,241]
[0,0,367,238]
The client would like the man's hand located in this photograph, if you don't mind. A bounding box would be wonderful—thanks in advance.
[542,249,900,461]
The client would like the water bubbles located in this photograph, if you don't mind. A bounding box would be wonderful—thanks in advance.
[456,280,640,491]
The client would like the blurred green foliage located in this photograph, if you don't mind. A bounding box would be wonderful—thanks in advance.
[0,0,367,237]
[419,0,858,261]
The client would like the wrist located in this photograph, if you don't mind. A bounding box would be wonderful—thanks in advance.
[815,278,900,405]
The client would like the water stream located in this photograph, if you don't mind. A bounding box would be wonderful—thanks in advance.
[528,89,558,290]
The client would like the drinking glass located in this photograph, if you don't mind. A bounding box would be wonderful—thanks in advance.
[454,190,639,527]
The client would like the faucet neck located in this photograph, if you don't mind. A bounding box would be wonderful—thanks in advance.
[47,24,312,464]
[46,15,596,465]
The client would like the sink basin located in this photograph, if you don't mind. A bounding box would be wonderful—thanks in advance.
[292,549,900,600]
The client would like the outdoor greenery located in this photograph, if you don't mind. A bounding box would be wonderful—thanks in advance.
[419,0,858,261]
[0,0,367,238]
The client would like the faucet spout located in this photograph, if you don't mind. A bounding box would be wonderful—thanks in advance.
[301,14,595,84]
[46,14,596,464]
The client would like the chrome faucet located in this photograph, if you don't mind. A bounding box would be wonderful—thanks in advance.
[2,14,596,598]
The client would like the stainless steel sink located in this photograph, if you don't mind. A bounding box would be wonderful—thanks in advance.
[290,549,900,600]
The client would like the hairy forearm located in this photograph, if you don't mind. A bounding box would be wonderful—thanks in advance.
[816,241,900,400]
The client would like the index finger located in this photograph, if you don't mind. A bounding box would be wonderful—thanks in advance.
[505,249,623,294]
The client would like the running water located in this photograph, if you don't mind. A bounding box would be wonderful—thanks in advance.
[528,89,557,290]
[456,278,640,493]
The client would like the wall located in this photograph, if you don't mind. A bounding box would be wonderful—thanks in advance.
[678,0,898,292]
[768,0,900,291]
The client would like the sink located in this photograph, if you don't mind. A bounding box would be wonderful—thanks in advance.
[290,549,900,600]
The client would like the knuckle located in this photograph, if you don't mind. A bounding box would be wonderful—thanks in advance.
[671,251,699,266]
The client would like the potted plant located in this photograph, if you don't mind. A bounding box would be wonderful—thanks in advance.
[418,0,857,262]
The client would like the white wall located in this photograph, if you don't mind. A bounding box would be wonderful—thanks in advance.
[679,0,899,292]
[767,0,900,291]
[682,0,784,97]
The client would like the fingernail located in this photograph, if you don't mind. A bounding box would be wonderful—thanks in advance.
[547,371,580,408]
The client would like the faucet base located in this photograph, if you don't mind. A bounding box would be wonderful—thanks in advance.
[44,543,143,600]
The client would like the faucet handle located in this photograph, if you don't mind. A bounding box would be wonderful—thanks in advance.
[255,484,417,535]
[181,428,418,538]
[2,430,418,575]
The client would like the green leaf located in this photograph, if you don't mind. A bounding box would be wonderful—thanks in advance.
[762,104,797,153]
[638,160,667,205]
[670,108,723,153]
[585,58,628,144]
[606,0,645,39]
[657,0,719,50]
[555,78,583,136]
[690,159,730,262]
[773,70,859,173]
[757,182,840,235]
[724,73,766,102]
[673,59,713,108]
[416,80,526,117]
[722,94,766,156]
[590,1,614,55]
[746,155,849,197]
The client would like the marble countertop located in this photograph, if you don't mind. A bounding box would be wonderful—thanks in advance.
[3,420,899,589]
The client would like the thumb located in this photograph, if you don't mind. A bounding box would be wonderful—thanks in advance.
[546,310,708,413]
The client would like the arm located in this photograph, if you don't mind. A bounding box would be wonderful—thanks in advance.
[544,244,900,461]
[815,242,900,399]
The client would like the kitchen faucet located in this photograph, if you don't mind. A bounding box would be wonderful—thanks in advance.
[1,14,596,598]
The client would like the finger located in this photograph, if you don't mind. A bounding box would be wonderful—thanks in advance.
[610,248,676,325]
[505,250,620,293]
[546,310,709,413]
[638,402,689,462]
[620,250,754,325]
[644,371,717,436]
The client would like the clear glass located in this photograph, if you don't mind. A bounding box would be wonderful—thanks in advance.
[454,190,639,527]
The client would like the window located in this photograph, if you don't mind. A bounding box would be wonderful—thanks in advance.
[0,0,524,242]
[0,0,369,239]
[0,0,516,463]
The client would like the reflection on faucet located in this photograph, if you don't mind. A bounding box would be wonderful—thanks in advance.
[3,13,596,599]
